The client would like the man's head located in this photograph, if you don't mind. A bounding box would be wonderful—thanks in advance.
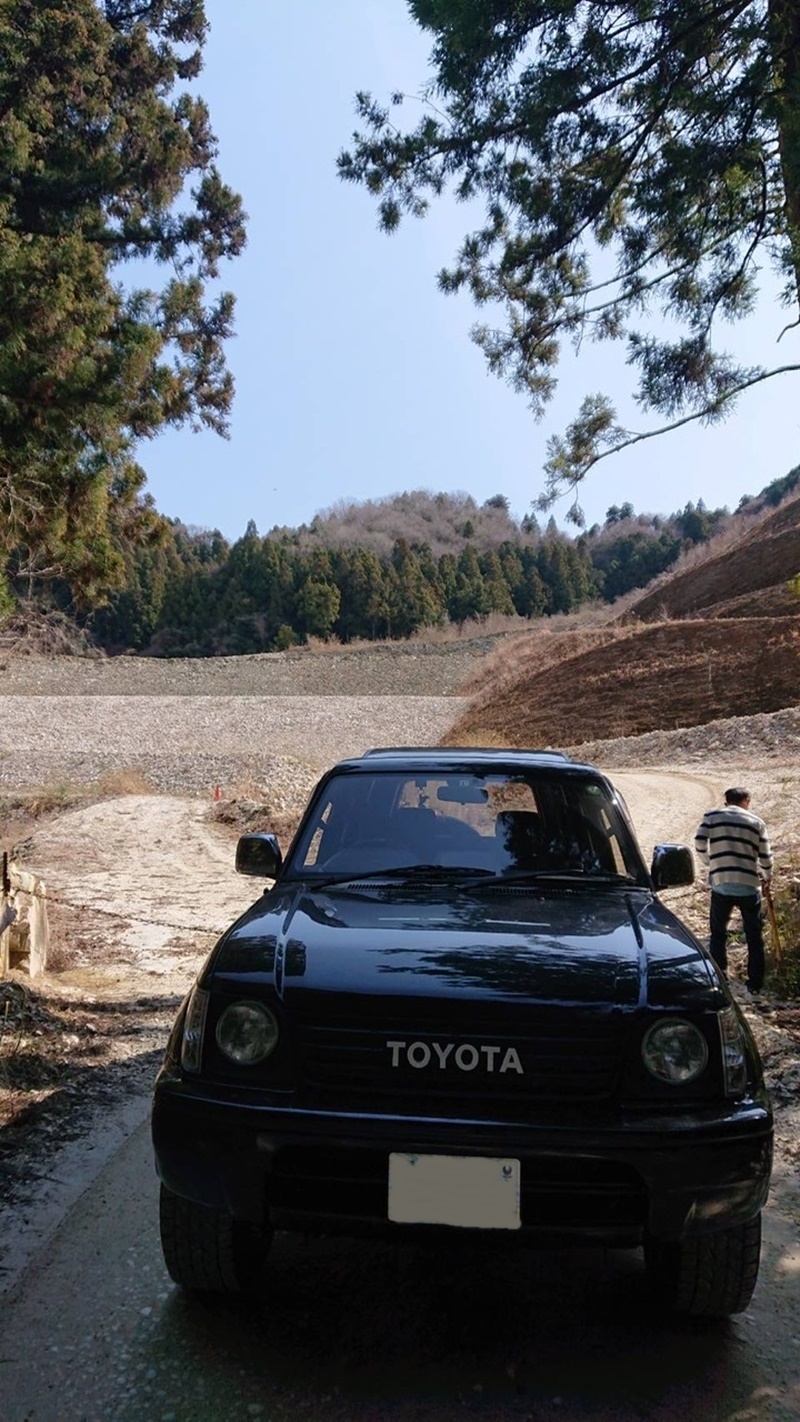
[725,787,751,807]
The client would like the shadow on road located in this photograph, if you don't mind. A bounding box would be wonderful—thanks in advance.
[117,1234,755,1421]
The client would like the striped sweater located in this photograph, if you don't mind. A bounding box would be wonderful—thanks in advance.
[694,805,773,893]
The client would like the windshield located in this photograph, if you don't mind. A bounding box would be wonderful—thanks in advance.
[287,768,647,884]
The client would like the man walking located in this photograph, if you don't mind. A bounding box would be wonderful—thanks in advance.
[694,787,774,995]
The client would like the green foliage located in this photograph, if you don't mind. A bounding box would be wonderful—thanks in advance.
[0,564,15,624]
[339,2,800,515]
[274,624,298,651]
[590,529,682,601]
[759,466,800,507]
[0,0,245,606]
[89,477,792,656]
[295,577,341,640]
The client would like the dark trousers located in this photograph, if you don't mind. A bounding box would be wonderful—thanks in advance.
[709,891,765,991]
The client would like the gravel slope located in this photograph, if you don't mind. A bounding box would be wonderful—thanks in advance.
[0,642,491,799]
[3,634,800,808]
[0,639,494,696]
[1,694,466,800]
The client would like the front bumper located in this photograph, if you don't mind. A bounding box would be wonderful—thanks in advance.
[152,1078,772,1247]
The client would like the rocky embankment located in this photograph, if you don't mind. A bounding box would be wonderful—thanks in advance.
[2,640,800,815]
[0,642,489,808]
[569,706,800,768]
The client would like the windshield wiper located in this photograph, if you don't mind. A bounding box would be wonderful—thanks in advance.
[466,870,639,889]
[298,864,495,889]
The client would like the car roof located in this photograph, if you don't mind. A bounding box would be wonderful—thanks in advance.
[334,747,602,775]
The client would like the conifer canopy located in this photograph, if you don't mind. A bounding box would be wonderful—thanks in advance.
[0,0,245,602]
[339,1,800,519]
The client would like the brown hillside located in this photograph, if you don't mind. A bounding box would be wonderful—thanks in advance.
[628,492,800,621]
[446,616,800,747]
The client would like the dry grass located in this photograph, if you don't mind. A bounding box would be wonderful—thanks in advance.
[628,491,800,622]
[772,854,800,996]
[446,615,800,748]
[302,612,536,654]
[455,619,643,700]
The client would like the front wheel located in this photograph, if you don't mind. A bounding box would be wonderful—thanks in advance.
[644,1215,761,1317]
[159,1184,272,1296]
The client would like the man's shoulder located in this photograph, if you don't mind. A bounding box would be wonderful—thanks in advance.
[723,806,767,832]
[701,806,765,830]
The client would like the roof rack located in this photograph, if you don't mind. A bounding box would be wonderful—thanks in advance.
[361,746,572,762]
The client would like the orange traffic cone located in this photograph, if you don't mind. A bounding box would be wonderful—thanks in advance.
[213,784,221,802]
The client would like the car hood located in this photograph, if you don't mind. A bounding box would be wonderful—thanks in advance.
[210,882,717,1010]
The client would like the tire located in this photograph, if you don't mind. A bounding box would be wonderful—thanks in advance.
[159,1184,272,1296]
[644,1214,762,1317]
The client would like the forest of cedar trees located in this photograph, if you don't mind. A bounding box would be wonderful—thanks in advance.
[82,475,799,657]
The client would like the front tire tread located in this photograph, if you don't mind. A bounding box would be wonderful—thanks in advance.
[159,1184,270,1295]
[645,1215,761,1317]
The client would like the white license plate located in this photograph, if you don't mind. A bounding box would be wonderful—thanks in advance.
[388,1153,521,1230]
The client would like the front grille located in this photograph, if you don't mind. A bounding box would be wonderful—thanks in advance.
[264,1145,647,1232]
[296,1009,627,1110]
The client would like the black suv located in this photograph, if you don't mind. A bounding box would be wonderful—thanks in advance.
[152,749,772,1316]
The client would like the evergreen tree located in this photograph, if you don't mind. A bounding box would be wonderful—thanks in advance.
[340,2,800,516]
[332,547,388,641]
[0,0,245,604]
[516,548,548,618]
[295,577,341,641]
[388,539,445,635]
[480,550,516,615]
[449,545,490,624]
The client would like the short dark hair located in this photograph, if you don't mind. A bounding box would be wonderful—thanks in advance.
[725,787,750,805]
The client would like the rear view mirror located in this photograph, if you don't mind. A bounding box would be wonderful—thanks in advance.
[651,844,694,890]
[236,833,282,879]
[435,782,488,804]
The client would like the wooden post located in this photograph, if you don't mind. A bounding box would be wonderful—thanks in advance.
[0,851,9,977]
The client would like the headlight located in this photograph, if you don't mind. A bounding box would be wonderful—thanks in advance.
[180,986,209,1073]
[216,1001,279,1065]
[719,1006,748,1096]
[642,1019,708,1085]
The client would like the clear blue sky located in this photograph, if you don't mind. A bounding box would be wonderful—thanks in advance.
[139,0,800,542]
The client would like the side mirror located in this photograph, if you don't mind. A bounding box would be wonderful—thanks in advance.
[651,843,695,890]
[236,832,282,879]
